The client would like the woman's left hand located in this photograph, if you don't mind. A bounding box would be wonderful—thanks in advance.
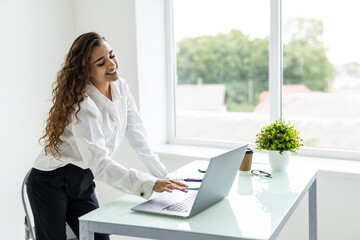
[153,179,189,193]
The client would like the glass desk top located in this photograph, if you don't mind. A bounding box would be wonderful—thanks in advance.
[80,160,317,240]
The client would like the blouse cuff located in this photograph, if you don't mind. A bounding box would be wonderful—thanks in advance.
[135,171,157,199]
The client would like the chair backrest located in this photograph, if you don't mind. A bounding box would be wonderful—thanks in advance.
[22,170,36,240]
[22,169,77,240]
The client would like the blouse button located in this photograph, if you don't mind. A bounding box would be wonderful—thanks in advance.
[140,192,144,197]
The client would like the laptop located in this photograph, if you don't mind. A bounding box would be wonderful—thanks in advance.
[131,144,248,218]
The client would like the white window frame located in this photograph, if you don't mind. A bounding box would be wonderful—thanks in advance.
[165,0,360,161]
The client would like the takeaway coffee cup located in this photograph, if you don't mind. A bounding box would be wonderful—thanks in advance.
[239,148,253,171]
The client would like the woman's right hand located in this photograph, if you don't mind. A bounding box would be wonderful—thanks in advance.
[153,179,189,193]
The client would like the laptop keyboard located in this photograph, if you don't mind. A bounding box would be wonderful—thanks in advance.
[163,193,197,212]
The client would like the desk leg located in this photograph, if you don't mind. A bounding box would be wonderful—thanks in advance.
[80,220,94,240]
[309,179,317,240]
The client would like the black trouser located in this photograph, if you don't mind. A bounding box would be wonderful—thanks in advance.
[27,164,110,240]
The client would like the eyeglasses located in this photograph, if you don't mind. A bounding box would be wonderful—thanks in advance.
[198,168,206,173]
[251,169,272,179]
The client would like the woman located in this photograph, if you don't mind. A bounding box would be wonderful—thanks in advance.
[27,32,188,240]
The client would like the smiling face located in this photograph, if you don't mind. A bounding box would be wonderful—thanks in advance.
[89,40,119,91]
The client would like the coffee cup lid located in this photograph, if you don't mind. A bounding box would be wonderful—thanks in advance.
[246,147,253,154]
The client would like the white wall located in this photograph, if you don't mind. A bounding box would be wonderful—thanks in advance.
[74,0,139,101]
[0,0,74,239]
[135,0,168,146]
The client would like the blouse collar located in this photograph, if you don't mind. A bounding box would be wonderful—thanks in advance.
[87,80,121,110]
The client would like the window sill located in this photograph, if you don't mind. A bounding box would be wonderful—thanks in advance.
[154,144,360,178]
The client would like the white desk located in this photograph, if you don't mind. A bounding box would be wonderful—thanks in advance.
[79,160,318,240]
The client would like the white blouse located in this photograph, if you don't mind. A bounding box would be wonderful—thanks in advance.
[34,78,168,199]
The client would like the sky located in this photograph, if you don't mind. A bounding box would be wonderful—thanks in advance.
[173,0,360,65]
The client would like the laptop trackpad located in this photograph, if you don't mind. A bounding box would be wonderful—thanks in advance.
[131,190,197,213]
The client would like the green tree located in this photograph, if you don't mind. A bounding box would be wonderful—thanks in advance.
[283,40,333,90]
[177,30,252,85]
[176,18,333,111]
[283,17,333,91]
[176,30,267,111]
[248,37,269,104]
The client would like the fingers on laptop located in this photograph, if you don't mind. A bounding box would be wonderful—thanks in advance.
[169,180,189,192]
[153,179,188,193]
[170,180,188,187]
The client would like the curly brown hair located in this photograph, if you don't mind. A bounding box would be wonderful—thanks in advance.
[40,32,105,158]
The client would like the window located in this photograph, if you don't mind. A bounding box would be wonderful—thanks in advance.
[282,0,360,151]
[171,0,270,144]
[167,0,360,159]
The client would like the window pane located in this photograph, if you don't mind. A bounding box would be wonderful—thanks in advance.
[283,0,360,150]
[173,0,270,142]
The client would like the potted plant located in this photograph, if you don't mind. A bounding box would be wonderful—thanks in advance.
[255,119,303,171]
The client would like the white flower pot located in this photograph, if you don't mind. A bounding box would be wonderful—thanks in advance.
[268,150,290,171]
